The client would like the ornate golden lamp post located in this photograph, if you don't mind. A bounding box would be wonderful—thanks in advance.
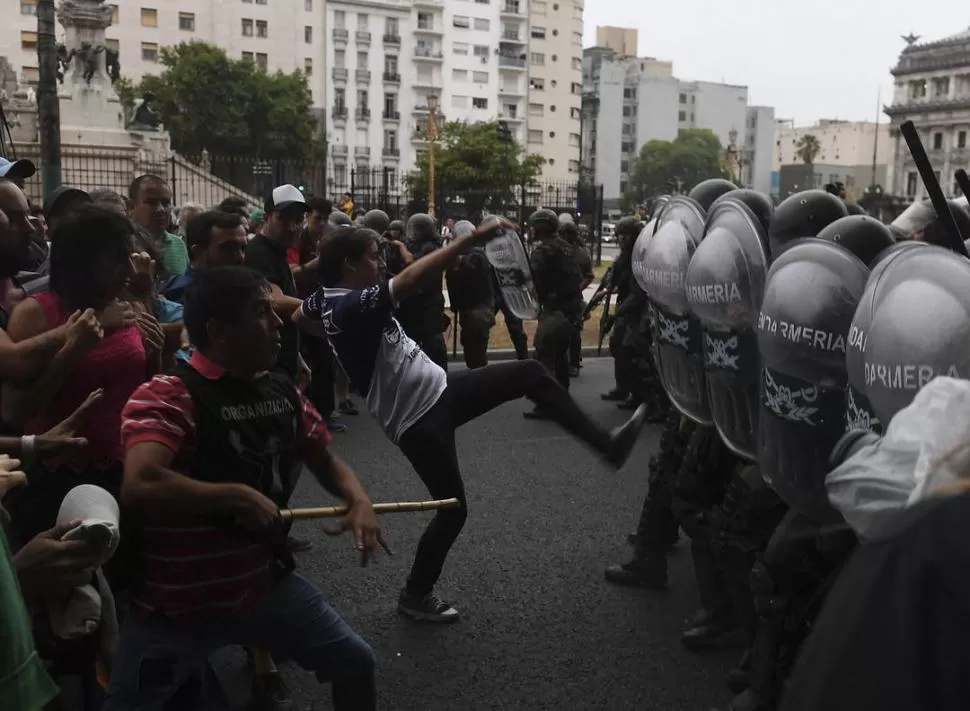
[426,92,440,220]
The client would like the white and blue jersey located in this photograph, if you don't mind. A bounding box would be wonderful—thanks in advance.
[300,280,447,443]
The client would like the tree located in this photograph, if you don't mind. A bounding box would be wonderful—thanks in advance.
[117,41,323,161]
[36,0,61,197]
[625,128,727,204]
[405,120,545,219]
[795,134,822,165]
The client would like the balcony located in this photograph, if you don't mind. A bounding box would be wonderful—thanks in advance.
[499,84,525,96]
[414,0,444,7]
[331,144,349,158]
[414,47,444,61]
[356,30,371,45]
[500,2,523,16]
[383,71,401,84]
[332,106,348,122]
[500,31,525,44]
[332,28,348,43]
[355,108,371,122]
[499,113,524,122]
[383,110,401,121]
[354,146,371,158]
[413,78,442,91]
[414,23,443,35]
[382,147,401,159]
[355,69,371,83]
[498,55,526,70]
[383,33,401,46]
[332,67,349,82]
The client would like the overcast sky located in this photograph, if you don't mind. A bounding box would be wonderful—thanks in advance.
[582,0,966,126]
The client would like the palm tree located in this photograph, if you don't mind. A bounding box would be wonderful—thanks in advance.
[795,134,821,165]
[37,0,62,197]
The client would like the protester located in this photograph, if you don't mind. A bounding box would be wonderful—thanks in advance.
[177,202,204,236]
[105,266,387,711]
[162,210,248,304]
[297,225,647,622]
[0,157,36,190]
[128,174,188,282]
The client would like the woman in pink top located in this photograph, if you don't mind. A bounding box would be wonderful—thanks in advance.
[3,205,151,543]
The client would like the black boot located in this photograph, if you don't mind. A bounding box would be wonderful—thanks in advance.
[604,556,667,590]
[681,609,746,651]
[617,395,643,411]
[726,648,752,694]
[601,389,628,401]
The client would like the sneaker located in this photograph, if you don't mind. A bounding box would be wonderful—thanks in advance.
[397,588,460,623]
[285,535,314,554]
[601,389,628,402]
[605,404,648,469]
[252,671,293,711]
[326,419,348,433]
[338,398,360,416]
[604,559,667,590]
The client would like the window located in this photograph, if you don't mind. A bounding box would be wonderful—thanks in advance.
[934,77,950,97]
[472,97,488,109]
[571,82,581,94]
[304,58,313,75]
[20,0,36,15]
[242,19,253,36]
[474,18,490,31]
[256,0,266,4]
[570,107,580,119]
[334,88,346,108]
[179,12,195,31]
[453,69,468,82]
[334,50,346,67]
[620,181,628,194]
[384,93,397,113]
[141,42,159,61]
[22,66,39,84]
[305,0,312,9]
[472,71,488,83]
[305,26,312,43]
[471,45,488,59]
[385,56,398,73]
[384,129,398,150]
[531,26,546,39]
[357,52,368,68]
[572,57,582,71]
[357,89,369,106]
[452,95,468,109]
[141,7,157,27]
[357,13,368,29]
[256,52,268,70]
[678,110,687,121]
[623,88,636,99]
[572,31,582,45]
[960,131,967,149]
[530,77,545,91]
[934,132,943,150]
[529,103,543,117]
[679,93,686,104]
[386,17,399,34]
[453,42,469,55]
[334,10,345,28]
[417,12,434,30]
[106,39,119,52]
[20,31,37,50]
[909,79,927,99]
[620,161,629,173]
[568,160,580,173]
[242,51,254,62]
[453,15,470,28]
[906,172,918,196]
[256,20,268,38]
[528,129,543,144]
[110,4,119,22]
[533,0,547,12]
[623,106,631,117]
[530,52,545,66]
[956,173,963,196]
[621,141,634,153]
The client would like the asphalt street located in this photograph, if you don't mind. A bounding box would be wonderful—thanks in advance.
[215,358,738,710]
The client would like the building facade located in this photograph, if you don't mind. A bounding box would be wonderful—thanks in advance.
[8,0,327,114]
[581,45,774,206]
[594,25,637,57]
[885,29,970,201]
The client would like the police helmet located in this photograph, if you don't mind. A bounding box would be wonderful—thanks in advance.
[687,178,737,212]
[816,215,895,268]
[328,211,352,227]
[709,189,774,234]
[529,208,560,234]
[844,202,867,216]
[388,219,405,234]
[360,209,390,234]
[452,220,476,239]
[406,213,437,243]
[615,215,643,238]
[768,190,848,259]
[558,212,575,225]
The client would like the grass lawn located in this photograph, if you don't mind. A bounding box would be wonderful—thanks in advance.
[443,308,609,354]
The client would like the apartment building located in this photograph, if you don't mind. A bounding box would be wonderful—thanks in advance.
[6,0,327,116]
[595,25,637,57]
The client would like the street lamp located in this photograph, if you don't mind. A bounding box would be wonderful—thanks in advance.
[426,93,440,220]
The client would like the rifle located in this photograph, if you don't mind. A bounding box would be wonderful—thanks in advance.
[594,265,615,356]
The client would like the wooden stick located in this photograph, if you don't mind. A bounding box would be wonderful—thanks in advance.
[280,498,461,522]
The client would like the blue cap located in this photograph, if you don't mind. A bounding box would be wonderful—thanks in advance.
[0,157,36,180]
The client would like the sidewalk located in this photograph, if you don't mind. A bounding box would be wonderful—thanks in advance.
[443,282,601,309]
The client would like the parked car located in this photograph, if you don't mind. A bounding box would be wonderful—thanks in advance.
[601,222,616,242]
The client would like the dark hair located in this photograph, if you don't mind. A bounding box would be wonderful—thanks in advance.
[89,188,129,213]
[317,227,378,287]
[184,210,243,250]
[307,196,333,215]
[218,196,248,212]
[29,203,43,218]
[49,204,135,303]
[129,174,168,202]
[183,266,269,350]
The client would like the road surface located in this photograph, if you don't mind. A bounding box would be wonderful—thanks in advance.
[215,358,739,710]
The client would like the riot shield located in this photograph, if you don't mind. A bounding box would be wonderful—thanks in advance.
[861,247,970,426]
[641,196,711,424]
[483,221,539,321]
[686,199,769,460]
[756,239,869,523]
[631,216,660,293]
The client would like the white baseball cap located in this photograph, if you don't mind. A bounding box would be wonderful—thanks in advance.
[265,184,308,213]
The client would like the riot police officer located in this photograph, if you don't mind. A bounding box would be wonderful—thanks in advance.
[525,208,583,419]
[396,213,450,369]
[602,217,643,407]
[445,219,495,369]
[559,219,593,376]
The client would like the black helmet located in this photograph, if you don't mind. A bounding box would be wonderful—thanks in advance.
[923,201,970,250]
[844,202,867,216]
[709,189,774,234]
[328,211,352,227]
[687,178,737,212]
[361,209,390,234]
[388,219,405,233]
[615,215,643,238]
[768,190,848,259]
[816,215,895,268]
[406,213,437,244]
[559,220,580,243]
[529,208,559,233]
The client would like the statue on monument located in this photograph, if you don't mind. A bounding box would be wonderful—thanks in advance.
[105,47,120,85]
[127,91,161,131]
[77,42,105,84]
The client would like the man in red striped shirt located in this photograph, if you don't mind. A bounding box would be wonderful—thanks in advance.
[103,266,388,711]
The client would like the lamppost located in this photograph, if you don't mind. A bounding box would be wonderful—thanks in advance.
[427,93,440,220]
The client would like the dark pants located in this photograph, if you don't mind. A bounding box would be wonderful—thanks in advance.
[570,320,583,368]
[103,573,375,711]
[609,319,635,397]
[397,360,614,595]
[459,313,492,370]
[534,310,572,390]
[303,334,336,418]
[495,298,528,360]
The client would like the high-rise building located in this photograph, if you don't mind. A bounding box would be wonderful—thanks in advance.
[594,25,638,57]
[4,0,327,119]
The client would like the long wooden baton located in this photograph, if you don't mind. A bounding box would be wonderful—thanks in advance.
[280,498,461,522]
[900,120,969,256]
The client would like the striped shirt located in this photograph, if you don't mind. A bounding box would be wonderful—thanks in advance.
[121,350,328,621]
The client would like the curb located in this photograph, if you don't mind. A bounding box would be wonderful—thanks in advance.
[447,346,606,362]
